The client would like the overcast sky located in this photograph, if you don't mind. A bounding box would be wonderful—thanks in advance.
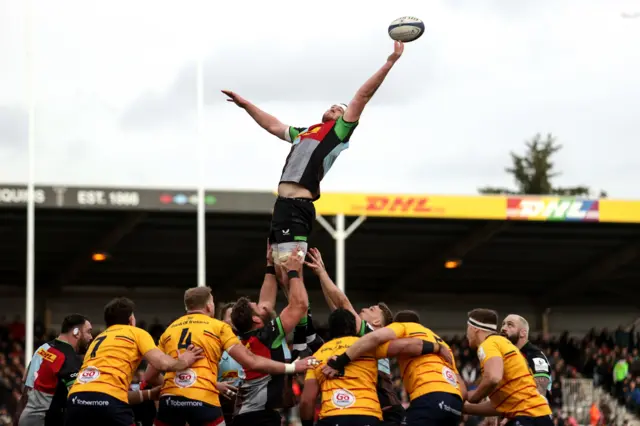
[1,0,639,197]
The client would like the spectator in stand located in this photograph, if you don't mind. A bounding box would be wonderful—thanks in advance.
[614,356,630,402]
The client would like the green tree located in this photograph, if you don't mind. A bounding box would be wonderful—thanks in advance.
[479,133,606,197]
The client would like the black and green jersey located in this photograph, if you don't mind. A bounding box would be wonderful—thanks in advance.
[281,116,358,199]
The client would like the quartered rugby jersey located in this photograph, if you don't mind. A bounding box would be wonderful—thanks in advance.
[281,116,358,199]
[20,339,82,425]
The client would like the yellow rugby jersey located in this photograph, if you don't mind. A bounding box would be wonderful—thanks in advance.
[159,313,240,407]
[306,336,385,419]
[380,322,462,401]
[478,335,551,417]
[69,325,157,403]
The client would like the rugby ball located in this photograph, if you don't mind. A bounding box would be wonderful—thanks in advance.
[388,16,425,43]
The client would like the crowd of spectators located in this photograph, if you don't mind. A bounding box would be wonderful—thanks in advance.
[2,315,640,426]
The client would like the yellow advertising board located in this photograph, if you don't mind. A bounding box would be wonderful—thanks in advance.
[315,193,504,220]
[316,192,640,224]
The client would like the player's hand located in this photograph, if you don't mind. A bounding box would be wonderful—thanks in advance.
[321,356,343,378]
[215,382,238,400]
[149,386,162,400]
[437,344,454,366]
[221,90,248,108]
[179,344,204,366]
[499,418,509,426]
[293,356,319,373]
[305,248,326,276]
[266,240,274,266]
[283,245,305,273]
[387,41,404,63]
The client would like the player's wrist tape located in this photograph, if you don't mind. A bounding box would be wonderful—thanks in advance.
[328,352,351,371]
[287,270,299,279]
[421,341,436,355]
[138,390,144,402]
[265,265,276,275]
[284,363,296,374]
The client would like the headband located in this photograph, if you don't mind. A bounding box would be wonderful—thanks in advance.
[333,103,348,113]
[468,317,497,332]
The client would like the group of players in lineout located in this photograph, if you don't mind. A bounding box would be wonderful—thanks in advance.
[17,42,554,426]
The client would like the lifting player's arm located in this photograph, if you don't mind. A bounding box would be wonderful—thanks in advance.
[277,247,310,334]
[305,248,358,326]
[468,340,504,403]
[342,41,404,123]
[258,241,278,313]
[463,400,501,417]
[221,90,292,141]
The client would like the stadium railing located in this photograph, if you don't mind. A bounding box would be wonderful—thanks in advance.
[562,378,638,426]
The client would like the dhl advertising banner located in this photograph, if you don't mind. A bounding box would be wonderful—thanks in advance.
[317,193,640,223]
[315,193,504,220]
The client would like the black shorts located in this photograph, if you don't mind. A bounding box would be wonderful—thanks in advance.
[317,415,380,426]
[65,392,134,426]
[154,396,224,426]
[269,197,315,244]
[505,415,553,426]
[382,404,406,425]
[232,410,281,426]
[402,392,462,426]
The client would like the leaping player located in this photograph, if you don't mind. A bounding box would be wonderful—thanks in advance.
[222,41,405,264]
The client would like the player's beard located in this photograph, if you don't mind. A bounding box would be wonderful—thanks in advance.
[501,331,519,345]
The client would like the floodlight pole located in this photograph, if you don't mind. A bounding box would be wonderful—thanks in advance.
[24,0,36,362]
[196,53,206,287]
[315,214,366,292]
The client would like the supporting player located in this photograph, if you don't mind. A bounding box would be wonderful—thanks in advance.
[65,297,203,426]
[305,247,403,424]
[143,287,316,426]
[222,41,405,264]
[463,309,552,426]
[323,310,465,426]
[300,309,427,426]
[18,314,93,426]
[217,302,243,426]
[500,314,552,398]
[230,248,310,426]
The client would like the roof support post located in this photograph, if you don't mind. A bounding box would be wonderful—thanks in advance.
[316,214,366,293]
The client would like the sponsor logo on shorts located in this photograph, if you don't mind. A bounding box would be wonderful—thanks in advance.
[331,389,356,408]
[174,369,197,388]
[71,396,109,406]
[438,400,461,416]
[442,366,457,387]
[77,366,100,384]
[164,397,203,407]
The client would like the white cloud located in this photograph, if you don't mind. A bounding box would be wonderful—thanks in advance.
[1,0,639,197]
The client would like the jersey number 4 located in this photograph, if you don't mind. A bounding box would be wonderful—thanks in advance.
[178,328,192,350]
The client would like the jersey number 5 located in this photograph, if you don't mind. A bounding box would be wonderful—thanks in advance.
[178,328,192,350]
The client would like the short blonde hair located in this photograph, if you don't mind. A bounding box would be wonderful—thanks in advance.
[184,287,213,311]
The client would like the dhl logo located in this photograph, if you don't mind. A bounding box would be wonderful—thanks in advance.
[506,198,599,222]
[353,196,445,215]
[37,348,57,363]
[221,371,239,380]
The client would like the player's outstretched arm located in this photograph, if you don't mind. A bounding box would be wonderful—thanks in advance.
[467,356,503,403]
[342,41,404,123]
[305,248,361,327]
[221,90,289,141]
[278,247,309,334]
[258,241,278,313]
[228,343,316,375]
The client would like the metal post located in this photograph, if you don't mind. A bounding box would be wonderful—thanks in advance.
[315,214,367,294]
[24,0,36,362]
[196,55,206,287]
